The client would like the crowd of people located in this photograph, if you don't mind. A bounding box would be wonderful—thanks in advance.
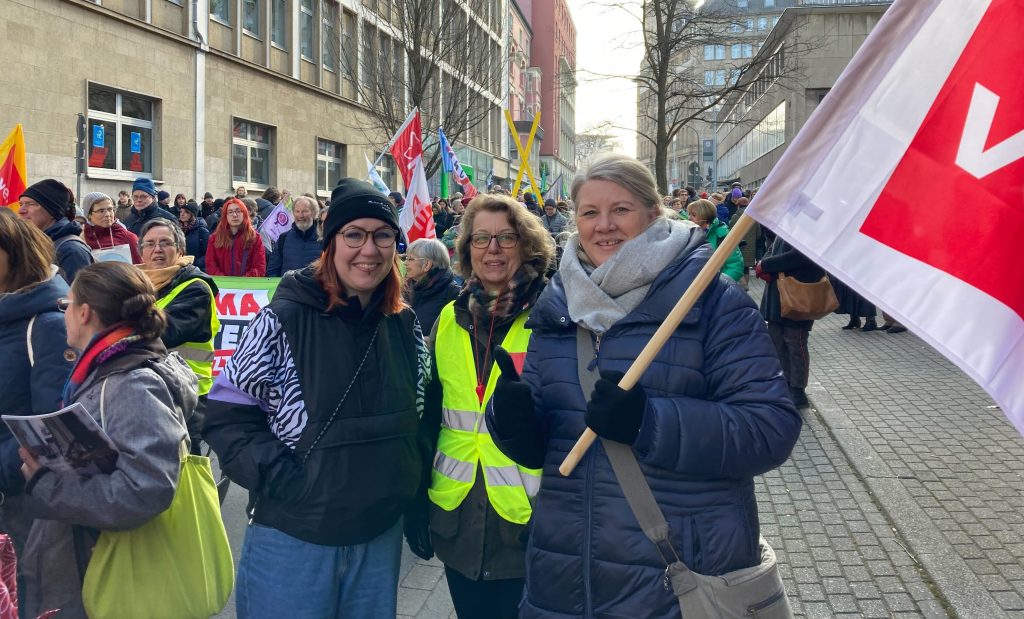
[0,152,891,618]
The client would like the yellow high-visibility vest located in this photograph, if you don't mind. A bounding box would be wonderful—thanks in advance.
[155,277,220,396]
[428,302,541,525]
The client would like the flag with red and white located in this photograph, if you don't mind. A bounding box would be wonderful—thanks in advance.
[388,109,435,242]
[0,125,27,210]
[746,0,1024,432]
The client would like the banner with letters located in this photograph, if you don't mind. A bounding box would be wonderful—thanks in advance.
[211,276,280,376]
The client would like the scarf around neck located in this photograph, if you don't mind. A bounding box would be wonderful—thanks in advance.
[466,263,544,325]
[63,324,140,405]
[560,217,695,334]
[141,255,194,291]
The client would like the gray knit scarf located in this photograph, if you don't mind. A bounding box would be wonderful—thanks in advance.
[560,217,697,334]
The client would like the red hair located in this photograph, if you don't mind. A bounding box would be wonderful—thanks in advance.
[313,236,406,315]
[214,198,258,249]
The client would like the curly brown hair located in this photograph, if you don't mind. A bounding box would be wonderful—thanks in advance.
[454,194,554,280]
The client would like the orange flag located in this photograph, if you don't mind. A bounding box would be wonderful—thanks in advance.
[0,124,27,210]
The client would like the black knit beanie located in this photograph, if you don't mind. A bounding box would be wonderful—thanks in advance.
[324,178,402,249]
[21,179,72,221]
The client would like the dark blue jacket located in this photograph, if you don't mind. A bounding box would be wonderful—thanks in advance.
[45,219,94,285]
[267,224,321,276]
[183,219,211,271]
[0,273,74,493]
[489,233,801,618]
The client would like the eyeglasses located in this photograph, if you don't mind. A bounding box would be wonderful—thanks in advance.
[57,298,72,312]
[225,209,244,216]
[470,232,520,249]
[338,226,399,248]
[403,256,423,263]
[92,207,115,214]
[141,239,177,250]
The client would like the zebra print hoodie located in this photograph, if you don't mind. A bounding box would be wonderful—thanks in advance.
[204,266,430,546]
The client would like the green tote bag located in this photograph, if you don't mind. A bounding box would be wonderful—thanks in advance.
[82,449,235,619]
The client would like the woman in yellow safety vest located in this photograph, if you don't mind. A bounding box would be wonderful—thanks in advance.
[405,194,553,618]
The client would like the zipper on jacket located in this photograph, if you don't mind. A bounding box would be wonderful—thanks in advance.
[247,497,260,526]
[586,332,601,371]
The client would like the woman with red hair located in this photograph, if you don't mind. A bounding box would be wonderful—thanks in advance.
[205,198,266,276]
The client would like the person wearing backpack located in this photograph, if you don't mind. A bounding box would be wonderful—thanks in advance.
[18,179,95,284]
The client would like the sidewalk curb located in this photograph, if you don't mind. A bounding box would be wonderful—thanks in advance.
[805,379,1003,619]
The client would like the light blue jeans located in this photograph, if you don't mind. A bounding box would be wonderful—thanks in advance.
[236,519,403,619]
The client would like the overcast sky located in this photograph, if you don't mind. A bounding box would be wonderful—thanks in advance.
[565,0,644,157]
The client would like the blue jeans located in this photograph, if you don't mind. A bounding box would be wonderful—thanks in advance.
[236,519,403,619]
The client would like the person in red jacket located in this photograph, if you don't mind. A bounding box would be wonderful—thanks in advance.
[81,192,142,264]
[205,198,266,276]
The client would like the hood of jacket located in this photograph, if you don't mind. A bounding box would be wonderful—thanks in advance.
[0,271,69,324]
[255,198,276,218]
[44,218,82,241]
[528,227,711,332]
[162,263,220,297]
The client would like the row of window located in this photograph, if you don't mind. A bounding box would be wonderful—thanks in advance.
[704,69,741,87]
[703,43,755,60]
[86,84,350,194]
[729,15,779,33]
[717,100,786,179]
[736,0,778,7]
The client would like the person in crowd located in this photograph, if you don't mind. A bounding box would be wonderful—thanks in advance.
[683,185,699,205]
[18,179,94,283]
[206,197,225,231]
[712,191,732,224]
[541,198,568,235]
[138,219,219,452]
[0,210,74,551]
[157,190,172,212]
[757,232,824,408]
[201,192,217,219]
[206,198,266,277]
[179,199,210,270]
[433,198,454,237]
[832,277,878,331]
[122,177,176,237]
[204,178,429,618]
[487,153,801,618]
[18,261,196,618]
[115,190,133,221]
[170,193,188,217]
[522,192,541,216]
[240,197,264,232]
[255,188,282,249]
[388,191,406,211]
[402,238,461,342]
[686,198,745,282]
[71,207,88,226]
[235,186,247,199]
[267,195,321,276]
[880,311,907,334]
[81,192,141,264]
[406,195,552,619]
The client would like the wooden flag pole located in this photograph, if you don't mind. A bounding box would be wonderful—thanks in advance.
[558,213,758,476]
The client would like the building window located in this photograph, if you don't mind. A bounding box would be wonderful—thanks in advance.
[243,0,260,35]
[731,43,754,58]
[300,0,315,59]
[758,17,768,31]
[737,0,747,6]
[87,84,156,175]
[745,19,754,31]
[764,0,775,7]
[322,0,338,70]
[730,21,742,33]
[232,119,272,187]
[316,139,346,194]
[271,0,287,45]
[210,0,229,21]
[341,11,357,90]
[703,44,725,60]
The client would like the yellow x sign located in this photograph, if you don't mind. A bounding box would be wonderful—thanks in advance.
[505,110,543,200]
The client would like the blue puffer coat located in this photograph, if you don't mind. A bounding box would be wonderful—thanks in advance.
[267,224,321,276]
[490,234,801,618]
[0,272,74,493]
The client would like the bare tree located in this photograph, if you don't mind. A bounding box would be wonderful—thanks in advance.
[337,0,502,178]
[575,121,621,170]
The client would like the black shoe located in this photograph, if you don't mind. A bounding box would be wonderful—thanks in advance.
[861,319,878,332]
[790,387,809,408]
[887,325,908,334]
[878,323,894,331]
[841,317,861,330]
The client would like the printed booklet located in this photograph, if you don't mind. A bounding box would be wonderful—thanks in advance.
[3,402,119,474]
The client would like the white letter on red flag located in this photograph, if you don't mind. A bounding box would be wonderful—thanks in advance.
[388,109,435,242]
[746,0,1024,432]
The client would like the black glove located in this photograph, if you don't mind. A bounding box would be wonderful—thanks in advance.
[585,370,647,445]
[404,517,434,561]
[490,347,536,439]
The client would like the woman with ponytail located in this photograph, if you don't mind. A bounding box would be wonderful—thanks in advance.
[16,262,199,618]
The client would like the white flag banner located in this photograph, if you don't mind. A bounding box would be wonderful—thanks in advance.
[258,201,293,244]
[745,0,1024,432]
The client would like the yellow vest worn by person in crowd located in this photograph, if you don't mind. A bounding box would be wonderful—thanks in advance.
[155,278,220,396]
[429,303,541,525]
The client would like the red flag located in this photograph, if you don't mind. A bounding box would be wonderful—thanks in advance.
[0,125,27,210]
[746,0,1024,433]
[389,110,423,188]
[389,109,435,242]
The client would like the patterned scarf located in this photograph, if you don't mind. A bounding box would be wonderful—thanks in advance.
[179,217,198,233]
[465,263,544,324]
[62,325,141,405]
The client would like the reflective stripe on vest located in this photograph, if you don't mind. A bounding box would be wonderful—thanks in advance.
[428,302,542,525]
[154,277,220,396]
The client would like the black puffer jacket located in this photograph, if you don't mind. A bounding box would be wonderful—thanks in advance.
[758,237,826,328]
[44,219,94,284]
[204,266,430,546]
[122,203,176,237]
[408,268,461,336]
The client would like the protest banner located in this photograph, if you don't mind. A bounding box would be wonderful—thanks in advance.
[211,276,280,376]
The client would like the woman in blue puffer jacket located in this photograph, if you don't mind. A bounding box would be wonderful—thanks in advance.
[488,153,802,618]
